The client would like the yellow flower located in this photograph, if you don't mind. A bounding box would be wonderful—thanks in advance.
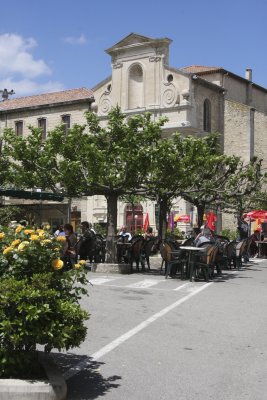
[42,239,52,245]
[24,229,35,235]
[30,234,40,241]
[11,239,21,247]
[56,236,66,242]
[17,241,30,251]
[52,259,64,270]
[74,263,81,269]
[79,260,86,265]
[15,225,23,233]
[0,232,5,240]
[39,232,45,238]
[3,246,13,255]
[45,225,51,230]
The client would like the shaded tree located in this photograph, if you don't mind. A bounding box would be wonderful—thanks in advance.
[1,107,166,263]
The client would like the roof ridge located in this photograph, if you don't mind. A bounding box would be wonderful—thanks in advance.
[3,87,91,103]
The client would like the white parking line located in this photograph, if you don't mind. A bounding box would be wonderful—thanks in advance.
[126,279,162,289]
[173,282,191,291]
[89,278,118,285]
[64,281,212,380]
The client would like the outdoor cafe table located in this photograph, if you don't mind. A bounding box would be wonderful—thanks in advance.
[179,246,206,281]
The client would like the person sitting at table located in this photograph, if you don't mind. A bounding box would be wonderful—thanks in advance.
[117,225,132,263]
[144,226,154,240]
[195,227,214,247]
[250,230,260,257]
[119,225,132,242]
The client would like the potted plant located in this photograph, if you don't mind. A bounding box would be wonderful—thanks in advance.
[0,224,89,381]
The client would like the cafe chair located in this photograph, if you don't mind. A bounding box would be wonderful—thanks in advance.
[232,239,249,269]
[222,240,236,269]
[192,244,219,282]
[160,241,186,279]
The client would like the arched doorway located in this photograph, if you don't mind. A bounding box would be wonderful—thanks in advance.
[125,203,143,234]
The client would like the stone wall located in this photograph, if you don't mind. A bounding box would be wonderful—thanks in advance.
[1,102,90,137]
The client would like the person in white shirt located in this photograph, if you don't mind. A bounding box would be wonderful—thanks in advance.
[119,225,132,242]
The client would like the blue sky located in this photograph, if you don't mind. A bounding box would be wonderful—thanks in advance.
[1,0,266,96]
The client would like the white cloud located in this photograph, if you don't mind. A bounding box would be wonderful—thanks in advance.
[0,34,51,78]
[0,77,65,96]
[0,33,65,96]
[64,34,87,45]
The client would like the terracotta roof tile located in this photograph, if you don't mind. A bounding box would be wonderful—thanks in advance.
[0,87,94,111]
[181,65,223,74]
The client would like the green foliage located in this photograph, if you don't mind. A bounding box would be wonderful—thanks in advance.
[220,228,237,241]
[166,227,185,239]
[0,224,89,378]
[93,223,107,237]
[0,206,21,225]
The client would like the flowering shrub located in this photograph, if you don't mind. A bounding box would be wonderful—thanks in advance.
[0,224,89,378]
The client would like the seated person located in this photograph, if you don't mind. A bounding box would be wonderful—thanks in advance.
[62,223,77,268]
[144,226,154,240]
[119,225,132,242]
[250,230,260,257]
[117,225,132,263]
[77,221,96,262]
[195,227,214,247]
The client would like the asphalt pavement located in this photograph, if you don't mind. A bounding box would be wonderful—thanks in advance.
[52,257,267,400]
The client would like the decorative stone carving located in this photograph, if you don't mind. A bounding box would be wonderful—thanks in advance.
[113,62,123,69]
[181,90,190,105]
[99,95,112,114]
[149,56,161,62]
[162,83,177,107]
[90,102,98,113]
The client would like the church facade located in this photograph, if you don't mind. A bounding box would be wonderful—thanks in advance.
[90,33,267,231]
[1,33,267,232]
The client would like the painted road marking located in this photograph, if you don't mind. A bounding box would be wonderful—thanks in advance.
[173,282,191,291]
[126,279,162,289]
[64,281,213,380]
[89,278,118,285]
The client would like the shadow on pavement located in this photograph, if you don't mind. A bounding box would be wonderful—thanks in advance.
[52,352,121,400]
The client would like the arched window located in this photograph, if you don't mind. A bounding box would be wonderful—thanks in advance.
[128,64,143,109]
[203,99,211,132]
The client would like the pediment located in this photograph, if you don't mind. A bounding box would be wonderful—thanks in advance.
[106,32,172,55]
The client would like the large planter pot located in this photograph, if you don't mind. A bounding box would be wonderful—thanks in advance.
[91,263,132,274]
[0,352,67,400]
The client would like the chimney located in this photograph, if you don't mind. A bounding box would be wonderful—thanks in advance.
[245,68,252,81]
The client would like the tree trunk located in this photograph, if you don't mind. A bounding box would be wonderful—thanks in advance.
[105,194,118,263]
[197,203,205,229]
[131,200,135,234]
[158,197,169,240]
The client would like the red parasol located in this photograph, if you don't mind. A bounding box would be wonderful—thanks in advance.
[143,213,149,232]
[244,210,267,221]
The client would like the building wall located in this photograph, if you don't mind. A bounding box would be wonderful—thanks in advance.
[0,102,91,136]
[224,100,251,161]
[254,110,267,171]
[193,82,223,134]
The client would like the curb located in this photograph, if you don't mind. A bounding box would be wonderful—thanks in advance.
[0,352,67,400]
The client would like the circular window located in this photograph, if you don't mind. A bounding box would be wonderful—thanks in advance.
[167,74,173,83]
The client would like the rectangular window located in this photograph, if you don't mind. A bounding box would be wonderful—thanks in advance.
[15,121,23,136]
[61,114,71,135]
[38,118,47,140]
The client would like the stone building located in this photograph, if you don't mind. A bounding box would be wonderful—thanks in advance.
[91,33,267,232]
[0,88,94,231]
[1,33,267,233]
